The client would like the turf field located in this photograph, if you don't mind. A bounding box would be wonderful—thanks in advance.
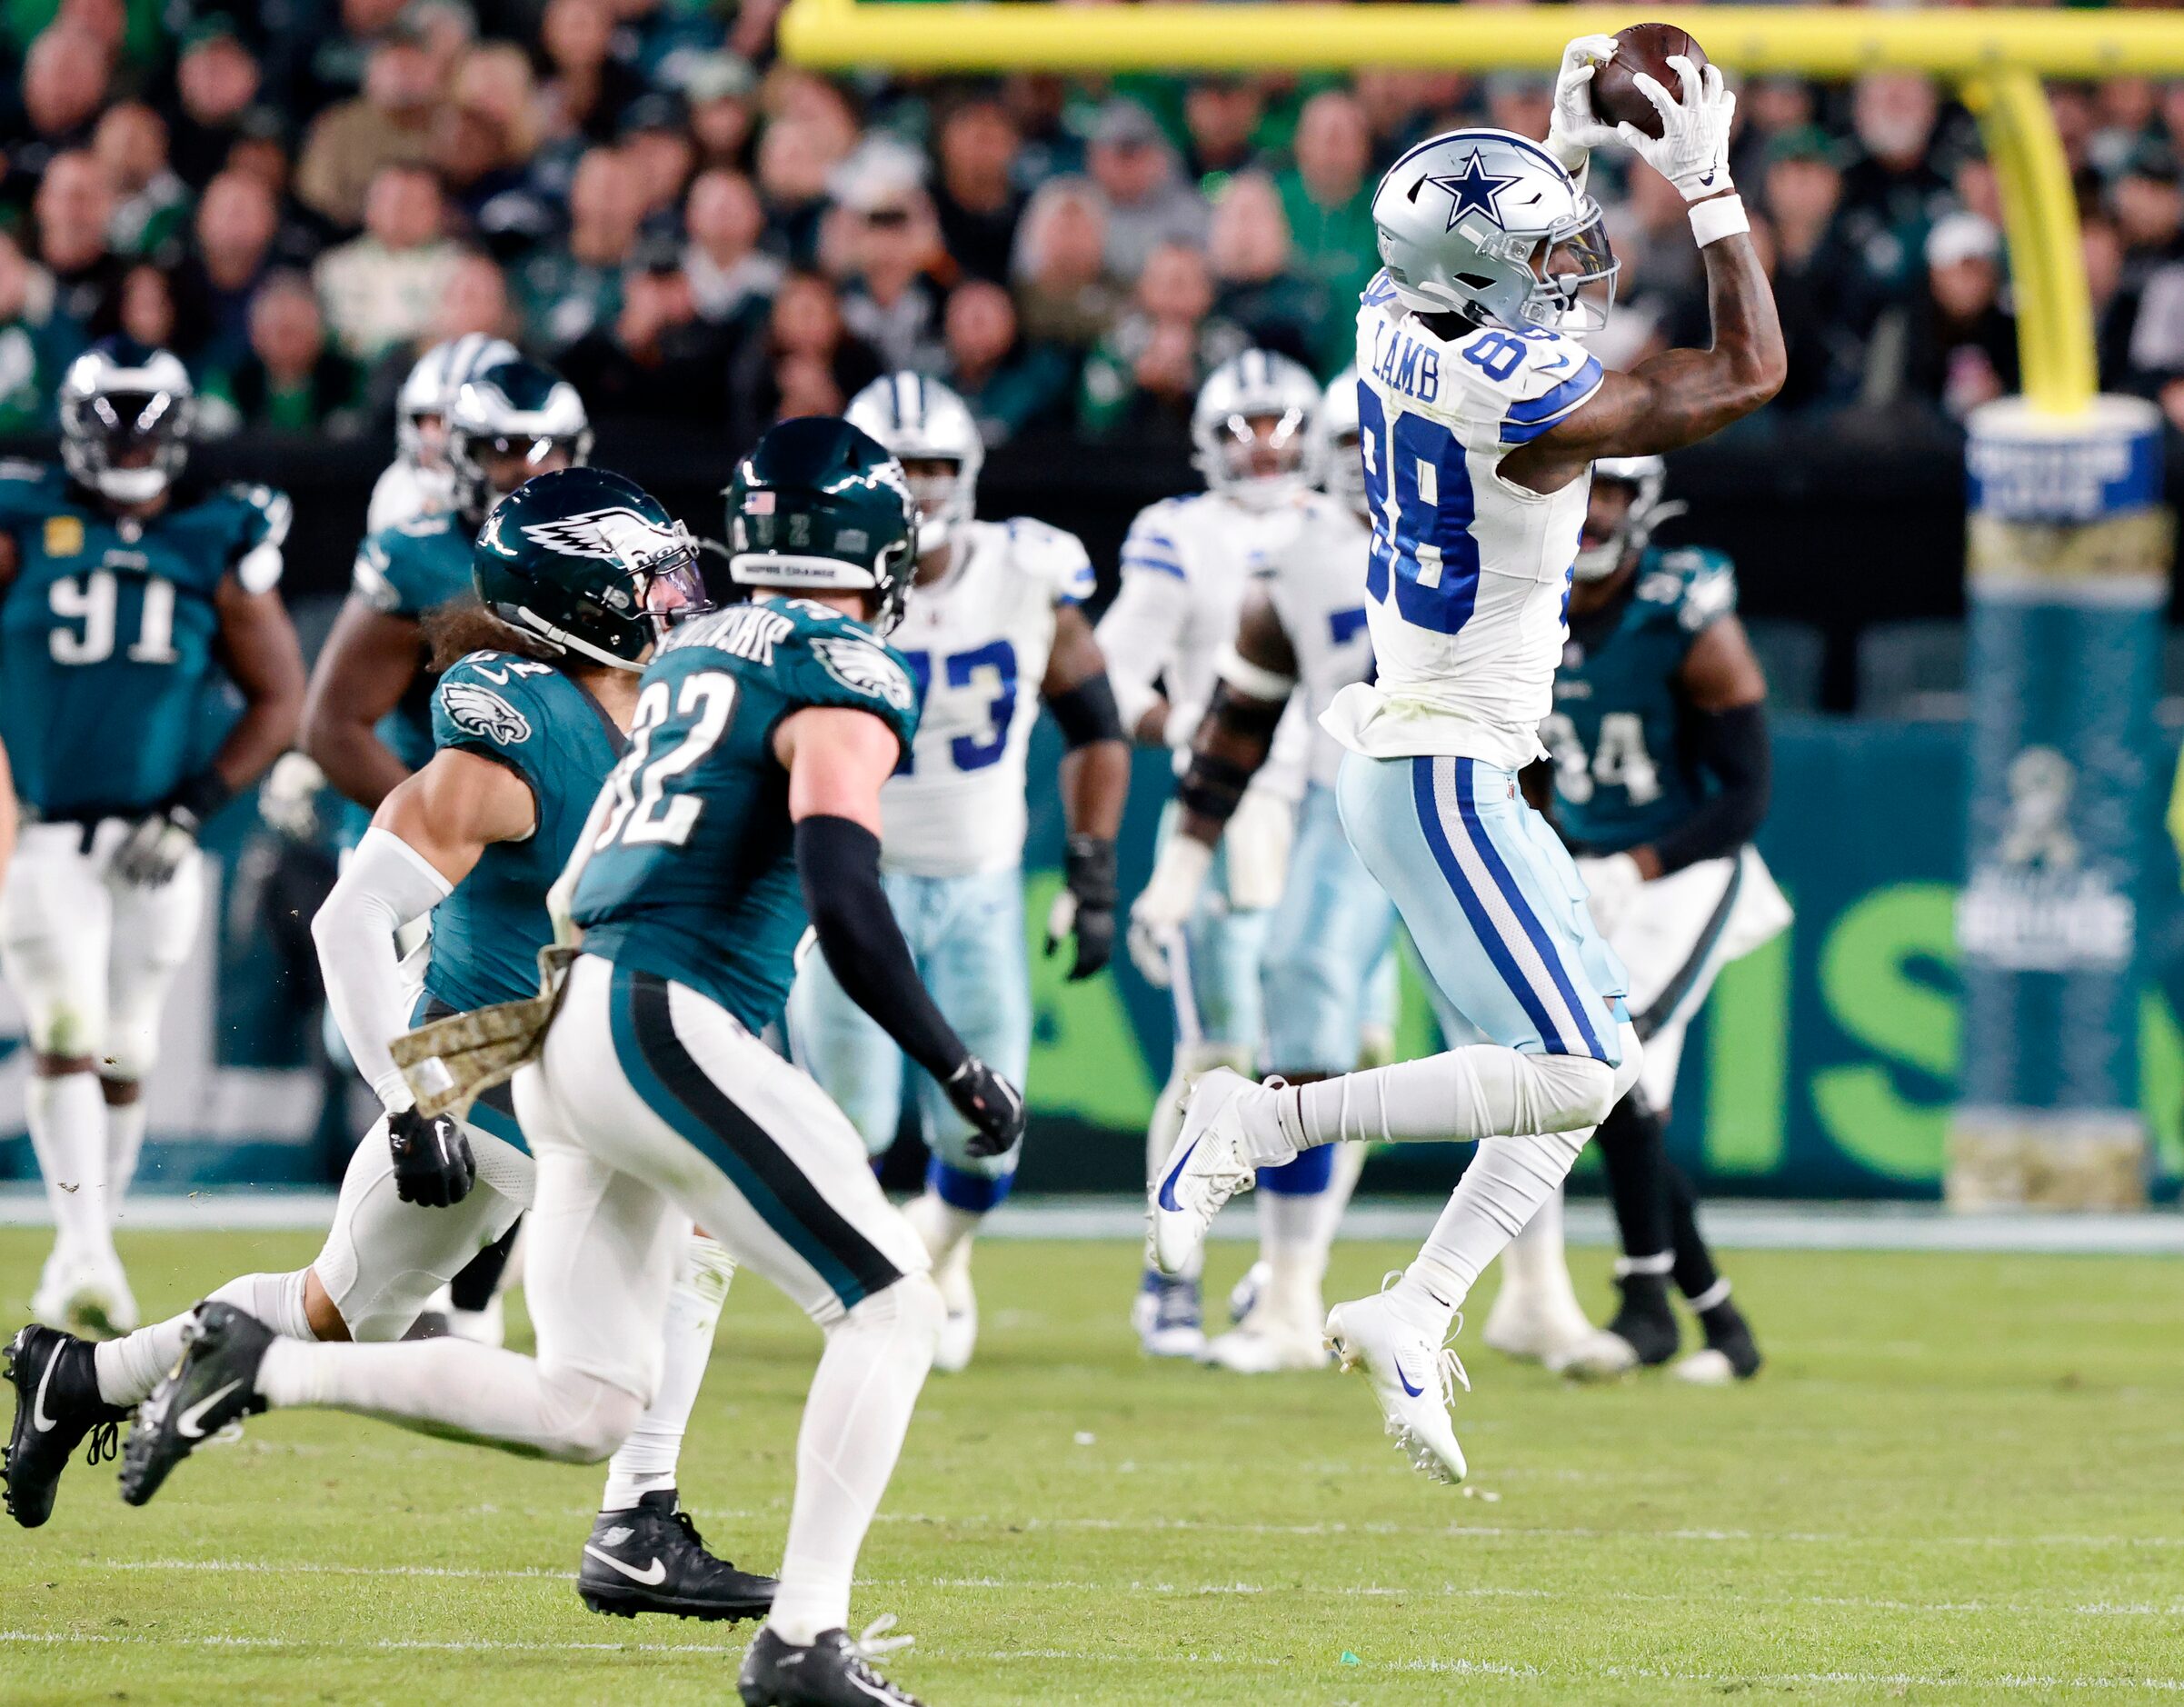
[1,1225,2179,1706]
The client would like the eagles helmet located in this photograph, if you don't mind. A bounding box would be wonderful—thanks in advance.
[1371,129,1618,334]
[1192,349,1320,510]
[397,334,519,469]
[58,337,196,505]
[1313,366,1367,514]
[1573,455,1686,582]
[844,373,983,556]
[446,357,593,524]
[473,466,711,669]
[723,416,918,635]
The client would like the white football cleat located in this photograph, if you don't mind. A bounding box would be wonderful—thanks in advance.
[33,1248,137,1341]
[1146,1069,1265,1276]
[1201,1315,1331,1373]
[1672,1348,1736,1385]
[1132,1270,1206,1360]
[1482,1282,1596,1365]
[1324,1281,1470,1484]
[1226,1259,1270,1326]
[932,1239,977,1374]
[1546,1327,1643,1382]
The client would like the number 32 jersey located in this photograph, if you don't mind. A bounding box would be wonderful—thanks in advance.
[1322,271,1603,773]
[883,517,1094,877]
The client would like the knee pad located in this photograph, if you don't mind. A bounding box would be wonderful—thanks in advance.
[1608,1025,1645,1109]
[836,1270,945,1359]
[1511,1051,1621,1135]
[536,1363,644,1464]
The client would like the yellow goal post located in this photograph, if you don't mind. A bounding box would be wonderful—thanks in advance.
[780,4,2184,417]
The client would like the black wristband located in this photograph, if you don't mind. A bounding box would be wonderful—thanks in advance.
[168,770,234,827]
[793,814,970,1084]
[1047,673,1123,751]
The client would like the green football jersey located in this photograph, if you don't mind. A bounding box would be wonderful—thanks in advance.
[351,511,474,774]
[0,460,288,816]
[573,598,921,1034]
[1544,545,1738,855]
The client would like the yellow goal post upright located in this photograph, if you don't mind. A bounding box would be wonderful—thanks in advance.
[783,4,2184,1210]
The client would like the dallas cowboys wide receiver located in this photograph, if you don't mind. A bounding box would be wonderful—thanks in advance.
[0,338,304,1338]
[1500,454,1783,1384]
[1096,347,1324,1359]
[368,334,519,534]
[1130,368,1392,1373]
[124,420,1015,1707]
[791,373,1128,1374]
[1150,39,1785,1481]
[7,470,773,1622]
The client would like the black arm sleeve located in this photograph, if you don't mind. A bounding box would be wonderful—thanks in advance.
[1650,701,1770,875]
[794,814,969,1084]
[1046,672,1123,750]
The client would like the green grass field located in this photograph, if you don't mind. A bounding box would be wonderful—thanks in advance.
[1,1224,2180,1706]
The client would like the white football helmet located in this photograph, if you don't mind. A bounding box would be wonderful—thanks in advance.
[845,372,984,554]
[1192,348,1319,510]
[397,334,520,470]
[1313,366,1366,515]
[1372,128,1618,334]
[1573,454,1684,581]
[445,357,593,524]
[58,339,195,504]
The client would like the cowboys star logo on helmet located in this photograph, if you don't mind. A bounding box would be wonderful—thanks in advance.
[441,681,533,745]
[519,506,683,568]
[1428,149,1520,230]
[810,636,914,712]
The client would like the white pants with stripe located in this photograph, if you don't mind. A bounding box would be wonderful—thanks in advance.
[512,953,929,1403]
[0,819,202,1074]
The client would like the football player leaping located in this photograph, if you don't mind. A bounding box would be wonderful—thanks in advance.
[1130,369,1391,1373]
[1491,455,1783,1383]
[791,374,1128,1374]
[122,420,1021,1707]
[1098,349,1324,1359]
[6,470,775,1622]
[0,338,304,1337]
[1149,42,1785,1481]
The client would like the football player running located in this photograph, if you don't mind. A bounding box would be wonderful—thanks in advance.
[790,374,1128,1374]
[7,469,774,1619]
[1495,456,1782,1383]
[1148,42,1784,1481]
[1098,349,1323,1359]
[369,334,519,534]
[123,420,1022,1707]
[0,338,304,1338]
[1131,369,1391,1373]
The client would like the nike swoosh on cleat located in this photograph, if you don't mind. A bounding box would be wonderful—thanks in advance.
[583,1544,668,1586]
[176,1382,243,1440]
[1156,1140,1197,1213]
[31,1351,58,1433]
[1395,1361,1425,1399]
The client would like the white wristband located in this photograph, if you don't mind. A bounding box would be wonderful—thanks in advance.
[1688,194,1750,249]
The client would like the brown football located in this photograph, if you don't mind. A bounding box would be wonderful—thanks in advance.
[1590,22,1711,142]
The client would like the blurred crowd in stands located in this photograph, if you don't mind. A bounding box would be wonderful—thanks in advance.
[4,0,2184,451]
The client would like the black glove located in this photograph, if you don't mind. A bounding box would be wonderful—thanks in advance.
[1043,834,1118,982]
[943,1056,1026,1159]
[387,1106,475,1207]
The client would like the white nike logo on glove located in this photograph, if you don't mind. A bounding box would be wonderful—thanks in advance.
[176,1382,242,1440]
[31,1351,59,1432]
[583,1544,667,1586]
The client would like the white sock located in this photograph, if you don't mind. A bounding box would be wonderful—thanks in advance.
[104,1093,148,1203]
[767,1274,942,1647]
[1393,1130,1591,1333]
[28,1072,113,1260]
[1260,1045,1616,1159]
[1255,1189,1321,1322]
[900,1192,981,1271]
[95,1269,314,1408]
[256,1336,641,1463]
[600,1235,734,1512]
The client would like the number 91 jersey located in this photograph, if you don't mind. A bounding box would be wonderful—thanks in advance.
[0,459,287,816]
[883,517,1094,877]
[1322,271,1603,774]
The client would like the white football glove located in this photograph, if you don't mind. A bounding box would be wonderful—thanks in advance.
[1545,34,1623,176]
[111,806,203,887]
[1127,834,1213,987]
[1575,851,1646,940]
[1619,57,1737,203]
[258,750,326,843]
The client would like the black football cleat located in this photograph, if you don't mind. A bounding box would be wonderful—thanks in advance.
[5,1325,128,1528]
[118,1303,272,1507]
[739,1620,922,1706]
[1678,1297,1764,1384]
[579,1489,777,1621]
[1549,1271,1681,1382]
